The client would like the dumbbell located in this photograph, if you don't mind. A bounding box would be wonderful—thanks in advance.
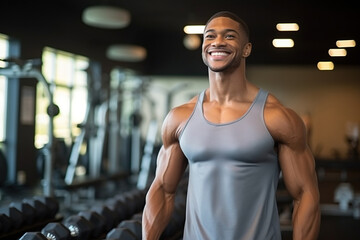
[9,196,59,226]
[116,219,142,239]
[43,215,93,239]
[19,232,48,240]
[19,224,70,240]
[104,198,127,223]
[9,200,36,226]
[113,190,144,219]
[78,210,106,238]
[0,213,13,233]
[19,214,94,240]
[106,227,139,240]
[130,212,143,222]
[90,204,118,232]
[23,197,51,221]
[34,196,60,219]
[0,205,24,231]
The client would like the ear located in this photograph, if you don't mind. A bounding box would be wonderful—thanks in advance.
[242,42,252,58]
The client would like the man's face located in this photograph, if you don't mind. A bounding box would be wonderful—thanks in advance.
[202,17,249,72]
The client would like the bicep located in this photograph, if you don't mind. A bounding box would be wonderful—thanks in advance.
[269,106,318,200]
[154,143,188,194]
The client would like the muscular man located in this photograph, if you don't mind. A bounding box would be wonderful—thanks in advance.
[142,11,320,240]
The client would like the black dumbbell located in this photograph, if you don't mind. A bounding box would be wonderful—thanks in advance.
[29,215,93,240]
[18,223,70,240]
[0,213,12,233]
[41,222,71,240]
[22,215,93,240]
[117,219,142,239]
[106,227,139,240]
[19,232,48,240]
[23,197,49,221]
[9,201,36,225]
[113,193,139,219]
[130,212,143,222]
[34,196,60,219]
[0,205,24,229]
[105,198,127,223]
[91,205,118,232]
[78,210,106,238]
[62,215,93,239]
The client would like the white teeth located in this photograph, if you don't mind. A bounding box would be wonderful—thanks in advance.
[211,52,228,56]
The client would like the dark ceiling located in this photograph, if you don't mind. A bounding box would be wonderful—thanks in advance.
[1,0,360,76]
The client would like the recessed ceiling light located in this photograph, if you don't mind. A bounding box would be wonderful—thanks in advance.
[317,61,334,70]
[106,44,147,62]
[336,40,356,48]
[183,25,205,34]
[328,48,347,57]
[82,6,131,29]
[276,23,299,31]
[272,38,294,48]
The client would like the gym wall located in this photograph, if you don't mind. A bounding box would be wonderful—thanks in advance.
[146,65,360,160]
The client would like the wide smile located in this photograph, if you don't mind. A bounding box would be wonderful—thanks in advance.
[208,50,231,60]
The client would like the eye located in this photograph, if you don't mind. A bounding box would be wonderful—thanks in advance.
[225,34,235,39]
[204,34,215,39]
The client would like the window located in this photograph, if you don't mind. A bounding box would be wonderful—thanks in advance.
[35,47,89,148]
[0,34,9,142]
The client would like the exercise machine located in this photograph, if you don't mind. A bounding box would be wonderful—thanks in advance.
[0,58,57,196]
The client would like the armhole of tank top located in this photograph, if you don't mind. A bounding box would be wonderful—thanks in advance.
[260,90,276,148]
[178,90,204,141]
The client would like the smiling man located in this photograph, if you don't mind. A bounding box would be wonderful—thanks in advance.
[142,11,320,240]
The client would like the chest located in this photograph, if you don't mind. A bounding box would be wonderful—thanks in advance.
[179,111,276,164]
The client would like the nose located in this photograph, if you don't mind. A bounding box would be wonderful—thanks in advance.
[211,36,226,47]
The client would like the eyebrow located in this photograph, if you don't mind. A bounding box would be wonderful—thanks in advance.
[204,28,240,35]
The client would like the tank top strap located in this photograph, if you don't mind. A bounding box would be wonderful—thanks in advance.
[250,88,269,117]
[194,89,206,115]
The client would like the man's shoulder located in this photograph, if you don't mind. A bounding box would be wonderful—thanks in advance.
[264,93,306,143]
[170,94,199,117]
[162,95,199,140]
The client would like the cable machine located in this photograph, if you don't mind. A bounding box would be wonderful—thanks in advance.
[0,58,57,196]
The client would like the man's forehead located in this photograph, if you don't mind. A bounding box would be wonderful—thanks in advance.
[205,17,240,31]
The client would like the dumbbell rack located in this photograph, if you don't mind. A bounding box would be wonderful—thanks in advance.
[0,176,189,240]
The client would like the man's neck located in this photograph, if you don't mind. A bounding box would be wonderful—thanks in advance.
[207,67,251,104]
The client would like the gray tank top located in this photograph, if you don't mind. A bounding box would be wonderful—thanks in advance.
[179,89,281,240]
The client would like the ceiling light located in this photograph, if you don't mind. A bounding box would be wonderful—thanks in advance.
[276,23,299,31]
[328,48,347,57]
[183,25,205,34]
[82,6,130,29]
[317,61,334,70]
[106,44,147,62]
[272,38,294,48]
[336,40,356,48]
[183,35,201,50]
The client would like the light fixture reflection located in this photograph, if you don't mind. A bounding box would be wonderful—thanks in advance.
[276,23,299,31]
[272,38,294,48]
[336,40,356,48]
[106,44,147,62]
[183,35,201,50]
[328,48,347,57]
[183,25,205,34]
[317,61,334,70]
[82,6,131,29]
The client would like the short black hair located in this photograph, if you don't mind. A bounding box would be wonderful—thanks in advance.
[205,11,250,41]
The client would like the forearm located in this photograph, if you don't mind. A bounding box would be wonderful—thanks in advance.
[292,191,321,240]
[142,184,175,240]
